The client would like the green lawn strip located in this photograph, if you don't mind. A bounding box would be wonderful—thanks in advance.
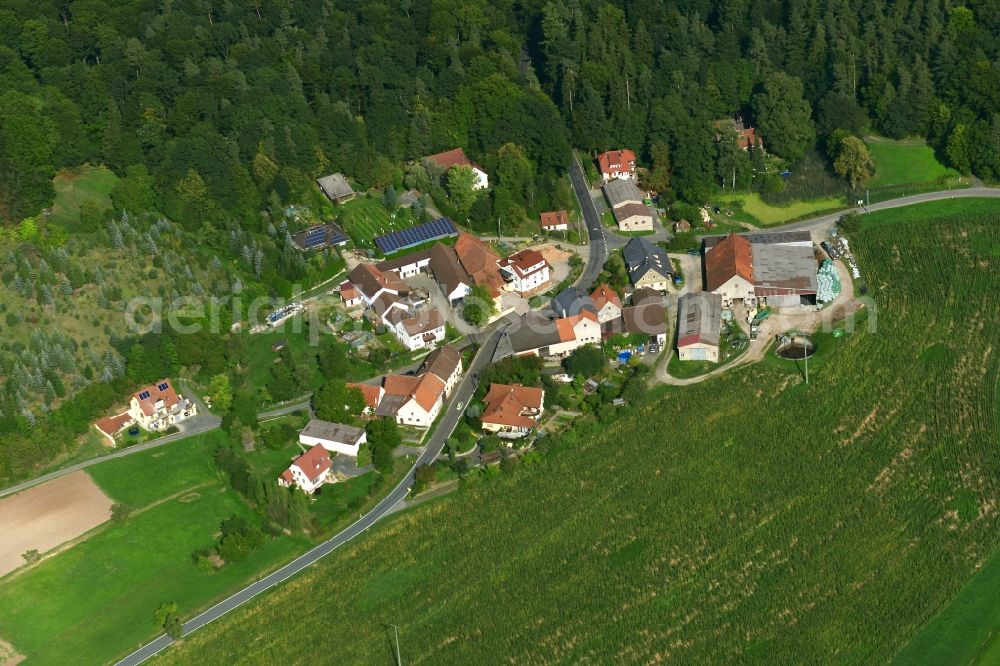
[867,139,959,188]
[892,546,1000,666]
[86,430,227,508]
[48,166,118,231]
[665,342,749,380]
[0,487,309,665]
[336,197,415,249]
[718,192,846,227]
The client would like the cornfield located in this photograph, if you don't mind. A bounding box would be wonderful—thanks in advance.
[154,200,1000,665]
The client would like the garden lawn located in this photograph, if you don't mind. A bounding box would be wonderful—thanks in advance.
[154,199,1000,666]
[336,196,415,249]
[86,430,226,508]
[718,192,845,226]
[867,139,960,189]
[0,486,308,665]
[48,167,118,231]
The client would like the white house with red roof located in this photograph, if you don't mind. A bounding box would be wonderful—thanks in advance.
[375,373,446,428]
[597,149,637,182]
[339,281,362,308]
[540,210,569,232]
[278,444,333,494]
[481,383,545,438]
[347,383,385,415]
[128,379,196,431]
[424,148,489,190]
[590,284,623,323]
[498,249,551,295]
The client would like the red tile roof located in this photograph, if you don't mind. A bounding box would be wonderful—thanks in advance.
[554,310,598,342]
[597,149,636,176]
[424,148,479,171]
[454,233,504,297]
[482,383,544,428]
[347,383,383,411]
[590,284,621,310]
[133,379,180,417]
[738,127,758,150]
[498,249,548,278]
[348,263,407,300]
[705,233,754,291]
[540,210,569,228]
[95,411,133,436]
[383,373,445,413]
[291,444,332,483]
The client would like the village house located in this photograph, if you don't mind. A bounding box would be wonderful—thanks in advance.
[316,173,356,204]
[540,210,569,232]
[623,237,672,292]
[621,299,668,347]
[339,281,362,308]
[347,383,384,415]
[298,419,368,457]
[376,248,432,279]
[376,372,446,428]
[498,249,551,296]
[453,233,505,304]
[493,309,601,360]
[278,444,333,494]
[384,307,446,351]
[704,231,817,308]
[291,222,349,251]
[481,383,545,438]
[590,284,623,323]
[419,345,463,396]
[128,379,197,431]
[346,263,409,307]
[597,149,637,182]
[677,292,722,362]
[429,242,473,306]
[424,148,489,190]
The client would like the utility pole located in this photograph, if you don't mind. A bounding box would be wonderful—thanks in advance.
[801,334,809,385]
[391,624,402,666]
[497,216,501,241]
[866,189,870,209]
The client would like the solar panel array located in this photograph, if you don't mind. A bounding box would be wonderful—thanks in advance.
[138,390,151,400]
[375,217,458,254]
[297,223,348,251]
[157,382,169,391]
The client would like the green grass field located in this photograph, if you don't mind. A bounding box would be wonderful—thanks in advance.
[867,138,960,189]
[336,196,415,249]
[718,192,845,226]
[152,199,1000,665]
[48,166,118,231]
[0,431,310,664]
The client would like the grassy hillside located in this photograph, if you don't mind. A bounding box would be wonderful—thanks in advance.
[867,138,961,188]
[152,199,1000,665]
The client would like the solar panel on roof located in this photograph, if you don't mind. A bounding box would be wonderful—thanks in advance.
[158,382,169,391]
[138,390,151,400]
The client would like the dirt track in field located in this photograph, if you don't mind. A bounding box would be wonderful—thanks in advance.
[0,471,112,578]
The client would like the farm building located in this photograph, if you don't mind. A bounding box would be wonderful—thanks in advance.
[551,287,596,318]
[316,173,356,204]
[376,247,432,279]
[704,232,817,307]
[429,242,473,305]
[676,292,722,362]
[494,310,600,360]
[597,149,637,181]
[613,202,657,232]
[298,419,367,457]
[481,383,545,438]
[602,178,645,209]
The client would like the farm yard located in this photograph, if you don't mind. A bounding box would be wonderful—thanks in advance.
[152,199,1000,665]
[0,431,310,665]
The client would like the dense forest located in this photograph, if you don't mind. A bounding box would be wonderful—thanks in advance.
[0,0,997,225]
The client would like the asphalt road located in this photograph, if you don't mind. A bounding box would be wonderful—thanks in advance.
[0,382,221,500]
[569,151,608,291]
[113,329,503,666]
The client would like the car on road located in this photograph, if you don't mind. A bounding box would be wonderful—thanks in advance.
[456,402,464,411]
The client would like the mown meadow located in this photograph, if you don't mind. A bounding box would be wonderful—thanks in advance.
[142,199,993,663]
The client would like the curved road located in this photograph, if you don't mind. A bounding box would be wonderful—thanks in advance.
[114,330,503,666]
[569,151,609,289]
